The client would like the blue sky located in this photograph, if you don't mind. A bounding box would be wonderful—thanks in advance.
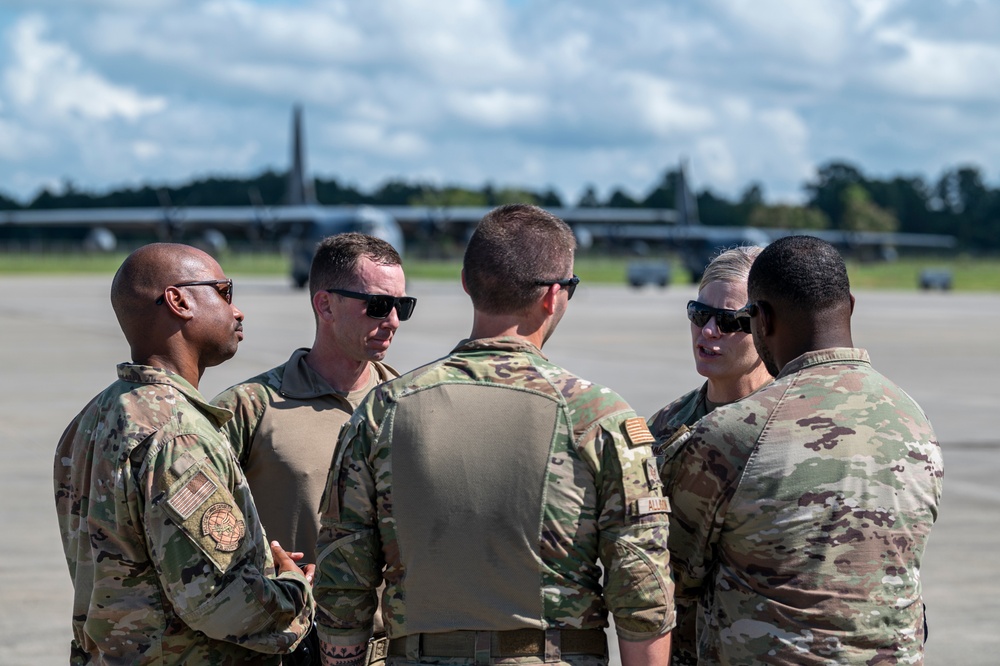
[1,0,998,204]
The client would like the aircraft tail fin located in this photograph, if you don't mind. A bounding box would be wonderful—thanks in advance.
[286,104,317,205]
[675,158,700,226]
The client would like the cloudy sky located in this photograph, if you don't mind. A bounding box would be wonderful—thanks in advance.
[1,0,997,205]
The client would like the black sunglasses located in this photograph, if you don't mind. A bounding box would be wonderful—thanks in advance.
[687,300,752,334]
[155,279,234,306]
[326,288,417,321]
[534,275,580,300]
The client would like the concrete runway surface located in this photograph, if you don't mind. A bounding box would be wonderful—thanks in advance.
[2,275,997,664]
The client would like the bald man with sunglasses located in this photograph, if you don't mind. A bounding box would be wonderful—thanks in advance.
[54,243,314,663]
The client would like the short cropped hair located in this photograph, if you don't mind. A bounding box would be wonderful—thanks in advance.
[748,235,850,311]
[700,245,763,290]
[309,232,401,297]
[463,204,576,315]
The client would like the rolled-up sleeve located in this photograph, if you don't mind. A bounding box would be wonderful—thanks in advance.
[595,418,676,641]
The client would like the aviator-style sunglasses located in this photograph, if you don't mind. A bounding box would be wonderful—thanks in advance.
[686,300,752,334]
[155,279,234,306]
[534,275,580,300]
[326,288,417,321]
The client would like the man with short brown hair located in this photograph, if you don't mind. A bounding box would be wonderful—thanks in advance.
[214,232,412,563]
[314,204,674,666]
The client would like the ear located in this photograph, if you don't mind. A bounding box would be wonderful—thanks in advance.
[540,284,559,316]
[461,269,470,296]
[313,290,335,322]
[756,300,775,337]
[849,293,856,315]
[161,287,195,321]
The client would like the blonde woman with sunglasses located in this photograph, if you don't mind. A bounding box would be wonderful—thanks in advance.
[648,246,771,444]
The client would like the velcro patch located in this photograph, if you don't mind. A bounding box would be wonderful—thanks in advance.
[167,471,217,520]
[636,497,670,516]
[201,503,246,552]
[623,417,655,447]
[645,457,662,490]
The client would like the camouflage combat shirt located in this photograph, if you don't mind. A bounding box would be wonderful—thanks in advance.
[660,348,943,665]
[314,337,675,648]
[647,383,709,443]
[213,348,397,561]
[54,363,315,665]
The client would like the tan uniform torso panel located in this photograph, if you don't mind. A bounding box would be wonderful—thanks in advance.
[391,383,558,631]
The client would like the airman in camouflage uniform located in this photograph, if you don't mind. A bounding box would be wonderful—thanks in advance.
[647,384,708,443]
[660,236,943,665]
[648,246,770,445]
[54,244,314,664]
[314,205,674,666]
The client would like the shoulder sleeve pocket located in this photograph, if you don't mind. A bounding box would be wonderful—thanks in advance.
[157,458,252,573]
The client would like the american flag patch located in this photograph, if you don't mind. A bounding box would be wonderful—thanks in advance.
[624,417,655,446]
[167,471,217,519]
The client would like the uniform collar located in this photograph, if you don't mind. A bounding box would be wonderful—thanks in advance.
[116,362,233,427]
[451,336,548,360]
[279,347,391,399]
[777,347,871,380]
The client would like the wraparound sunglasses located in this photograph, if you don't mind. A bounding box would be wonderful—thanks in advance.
[686,300,752,334]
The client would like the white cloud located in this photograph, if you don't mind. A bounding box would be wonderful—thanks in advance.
[710,0,854,64]
[446,89,547,129]
[3,14,166,122]
[622,73,715,136]
[326,120,428,159]
[868,26,1000,101]
[0,0,998,204]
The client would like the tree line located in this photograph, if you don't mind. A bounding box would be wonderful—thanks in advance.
[2,160,997,250]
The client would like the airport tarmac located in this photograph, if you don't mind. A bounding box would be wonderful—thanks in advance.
[2,274,997,664]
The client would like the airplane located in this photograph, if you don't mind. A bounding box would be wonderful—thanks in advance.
[1,106,404,288]
[2,106,956,287]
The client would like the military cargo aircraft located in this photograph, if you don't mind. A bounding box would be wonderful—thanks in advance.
[2,107,955,286]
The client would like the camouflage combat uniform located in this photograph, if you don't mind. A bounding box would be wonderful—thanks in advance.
[659,348,943,665]
[54,363,315,665]
[647,383,710,444]
[213,348,397,560]
[314,337,675,663]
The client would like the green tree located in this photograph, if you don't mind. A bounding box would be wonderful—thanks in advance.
[640,169,678,208]
[577,185,600,207]
[749,204,830,230]
[805,161,866,229]
[411,188,488,207]
[494,188,539,205]
[934,166,999,250]
[841,184,898,232]
[607,188,638,207]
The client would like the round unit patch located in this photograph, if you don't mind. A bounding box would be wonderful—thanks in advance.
[201,502,246,552]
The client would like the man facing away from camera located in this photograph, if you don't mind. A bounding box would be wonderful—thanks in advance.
[313,204,675,666]
[659,235,944,665]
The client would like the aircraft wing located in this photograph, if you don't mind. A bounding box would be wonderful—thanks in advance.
[581,222,956,249]
[380,205,677,225]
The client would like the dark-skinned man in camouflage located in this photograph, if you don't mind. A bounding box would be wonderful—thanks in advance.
[54,243,315,664]
[314,204,675,666]
[659,235,943,665]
